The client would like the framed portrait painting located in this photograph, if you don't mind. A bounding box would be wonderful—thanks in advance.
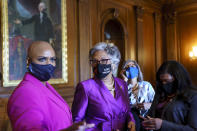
[1,0,68,87]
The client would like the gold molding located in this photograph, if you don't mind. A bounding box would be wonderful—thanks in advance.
[1,1,68,87]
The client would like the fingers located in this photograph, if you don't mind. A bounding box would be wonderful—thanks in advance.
[139,115,147,120]
[137,103,144,109]
[77,125,86,131]
[76,122,95,131]
[86,123,95,128]
[128,121,136,131]
[142,119,156,130]
[141,117,162,130]
[129,126,136,131]
[146,116,152,119]
[128,121,135,128]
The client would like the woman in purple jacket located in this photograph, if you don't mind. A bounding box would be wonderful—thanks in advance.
[72,42,135,131]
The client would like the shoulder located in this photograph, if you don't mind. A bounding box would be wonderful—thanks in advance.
[78,78,95,87]
[8,79,46,114]
[187,90,197,104]
[180,88,197,103]
[139,81,155,93]
[114,77,128,91]
[114,77,127,85]
[76,78,96,92]
[139,81,153,88]
[8,78,44,106]
[14,79,39,95]
[139,81,151,86]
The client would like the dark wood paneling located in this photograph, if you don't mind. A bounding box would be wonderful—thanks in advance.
[177,12,197,86]
[126,6,136,60]
[78,0,91,81]
[154,13,163,70]
[67,0,79,86]
[141,12,156,84]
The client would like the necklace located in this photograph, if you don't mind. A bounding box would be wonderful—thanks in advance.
[132,83,139,92]
[105,78,115,91]
[109,88,115,92]
[132,83,139,100]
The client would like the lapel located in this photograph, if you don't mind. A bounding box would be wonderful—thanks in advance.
[24,73,70,113]
[94,77,123,112]
[161,97,176,118]
[114,77,125,100]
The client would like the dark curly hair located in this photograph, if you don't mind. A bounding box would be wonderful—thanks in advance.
[156,60,194,95]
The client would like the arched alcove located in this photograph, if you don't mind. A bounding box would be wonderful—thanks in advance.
[104,19,125,76]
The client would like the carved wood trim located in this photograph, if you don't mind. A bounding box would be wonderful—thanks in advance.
[100,8,127,42]
[135,6,144,22]
[163,11,177,24]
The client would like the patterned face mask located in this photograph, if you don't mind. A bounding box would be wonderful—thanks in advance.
[93,64,111,79]
[28,62,56,81]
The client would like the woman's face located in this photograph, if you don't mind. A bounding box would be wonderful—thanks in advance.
[159,73,174,84]
[30,46,56,67]
[125,61,136,69]
[91,50,111,67]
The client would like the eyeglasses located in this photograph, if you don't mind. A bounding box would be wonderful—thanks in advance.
[90,59,111,65]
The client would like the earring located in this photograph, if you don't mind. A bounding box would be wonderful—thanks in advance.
[26,64,29,69]
[26,58,30,69]
[111,64,115,71]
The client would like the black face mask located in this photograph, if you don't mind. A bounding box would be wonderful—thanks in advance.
[160,82,176,95]
[93,64,111,79]
[28,62,56,81]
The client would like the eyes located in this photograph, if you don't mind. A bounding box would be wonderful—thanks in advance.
[90,59,110,65]
[125,65,136,69]
[159,74,174,84]
[159,79,174,84]
[37,57,56,63]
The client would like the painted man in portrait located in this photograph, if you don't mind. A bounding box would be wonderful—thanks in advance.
[8,0,62,80]
[14,2,54,43]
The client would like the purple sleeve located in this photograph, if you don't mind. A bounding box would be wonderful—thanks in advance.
[122,80,136,123]
[128,112,136,123]
[7,85,49,131]
[72,83,88,122]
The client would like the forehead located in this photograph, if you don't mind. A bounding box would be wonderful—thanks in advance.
[29,45,55,58]
[35,49,55,57]
[160,73,174,80]
[92,50,109,59]
[127,61,135,66]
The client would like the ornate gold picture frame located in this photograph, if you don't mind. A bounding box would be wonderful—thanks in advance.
[1,0,68,87]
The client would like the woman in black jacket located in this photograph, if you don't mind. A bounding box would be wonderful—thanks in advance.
[142,60,197,131]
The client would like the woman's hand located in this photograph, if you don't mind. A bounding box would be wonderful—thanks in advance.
[128,121,136,131]
[120,69,128,82]
[61,121,95,131]
[141,116,162,130]
[137,103,152,110]
[14,19,21,24]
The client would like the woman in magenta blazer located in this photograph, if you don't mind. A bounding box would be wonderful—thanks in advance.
[8,41,94,131]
